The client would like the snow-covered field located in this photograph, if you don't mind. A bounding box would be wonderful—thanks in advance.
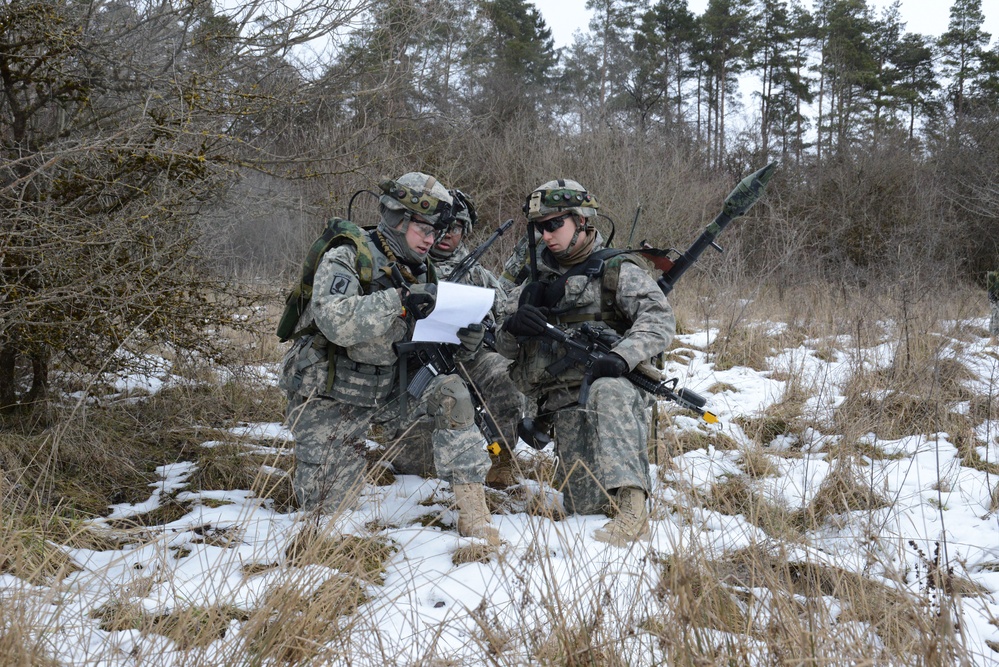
[5,318,999,665]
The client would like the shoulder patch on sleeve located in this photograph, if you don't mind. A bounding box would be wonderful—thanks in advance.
[330,273,353,295]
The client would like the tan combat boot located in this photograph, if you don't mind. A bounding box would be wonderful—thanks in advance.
[593,487,650,546]
[453,483,501,545]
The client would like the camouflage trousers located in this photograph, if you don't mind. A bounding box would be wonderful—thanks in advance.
[548,377,652,516]
[459,350,527,451]
[991,302,999,337]
[287,372,491,513]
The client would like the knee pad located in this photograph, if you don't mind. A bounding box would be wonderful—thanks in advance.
[428,374,476,430]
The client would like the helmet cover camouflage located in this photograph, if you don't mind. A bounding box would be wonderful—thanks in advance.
[379,172,454,227]
[523,178,599,222]
[449,189,477,235]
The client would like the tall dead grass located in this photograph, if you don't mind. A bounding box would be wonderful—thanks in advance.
[1,279,997,664]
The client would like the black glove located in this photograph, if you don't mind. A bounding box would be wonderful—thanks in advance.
[519,281,546,307]
[402,283,437,320]
[591,352,628,379]
[456,323,485,353]
[503,304,549,337]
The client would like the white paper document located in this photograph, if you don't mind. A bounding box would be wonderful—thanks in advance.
[411,281,495,344]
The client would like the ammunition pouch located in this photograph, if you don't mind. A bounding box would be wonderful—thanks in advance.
[278,335,327,394]
[328,355,395,407]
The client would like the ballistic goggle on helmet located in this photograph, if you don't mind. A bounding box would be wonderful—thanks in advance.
[523,178,599,222]
[379,172,454,228]
[449,189,477,234]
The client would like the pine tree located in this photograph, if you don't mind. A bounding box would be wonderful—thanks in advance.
[937,0,991,131]
[890,32,937,143]
[696,0,752,167]
[633,0,698,133]
[471,0,559,128]
[745,0,812,162]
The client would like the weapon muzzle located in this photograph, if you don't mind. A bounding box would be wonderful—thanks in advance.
[722,161,778,219]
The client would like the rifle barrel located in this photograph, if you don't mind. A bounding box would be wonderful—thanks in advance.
[446,218,514,283]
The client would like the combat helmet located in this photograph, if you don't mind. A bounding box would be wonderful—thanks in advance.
[379,172,454,227]
[449,189,477,235]
[523,178,599,222]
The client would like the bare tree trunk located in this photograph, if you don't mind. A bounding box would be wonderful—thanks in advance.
[0,347,16,410]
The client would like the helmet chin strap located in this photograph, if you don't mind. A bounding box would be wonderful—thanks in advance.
[561,219,586,256]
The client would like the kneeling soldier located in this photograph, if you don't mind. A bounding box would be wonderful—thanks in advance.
[279,172,499,544]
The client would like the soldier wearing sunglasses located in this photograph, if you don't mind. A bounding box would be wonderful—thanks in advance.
[495,179,676,546]
[281,172,500,544]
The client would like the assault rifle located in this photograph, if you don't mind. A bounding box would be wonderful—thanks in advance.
[395,334,506,456]
[541,322,718,423]
[445,218,514,283]
[445,218,514,351]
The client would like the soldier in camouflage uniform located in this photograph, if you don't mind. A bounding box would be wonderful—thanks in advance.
[280,172,500,544]
[495,179,676,546]
[430,190,527,487]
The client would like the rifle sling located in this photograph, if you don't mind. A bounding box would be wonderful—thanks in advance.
[536,248,622,306]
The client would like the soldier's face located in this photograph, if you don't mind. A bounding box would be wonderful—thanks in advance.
[404,215,438,255]
[434,224,464,254]
[538,212,579,253]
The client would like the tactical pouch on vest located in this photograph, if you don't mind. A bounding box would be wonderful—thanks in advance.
[278,335,328,394]
[328,356,395,407]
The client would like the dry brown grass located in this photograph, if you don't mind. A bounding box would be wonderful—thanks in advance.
[0,602,62,667]
[702,475,801,540]
[2,279,997,665]
[242,572,368,664]
[836,357,977,441]
[285,525,397,585]
[648,541,972,664]
[0,525,80,585]
[706,325,779,372]
[452,543,499,565]
[794,458,890,529]
[658,422,740,457]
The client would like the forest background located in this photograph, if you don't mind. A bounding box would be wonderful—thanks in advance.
[2,1,999,663]
[1,0,998,412]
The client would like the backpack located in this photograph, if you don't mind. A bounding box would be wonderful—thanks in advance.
[276,218,375,342]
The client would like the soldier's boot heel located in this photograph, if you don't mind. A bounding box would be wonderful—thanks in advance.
[454,483,501,545]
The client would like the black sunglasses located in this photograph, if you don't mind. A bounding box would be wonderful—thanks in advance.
[537,212,575,233]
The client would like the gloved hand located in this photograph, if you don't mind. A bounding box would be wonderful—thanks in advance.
[401,283,437,320]
[518,281,546,307]
[503,304,549,337]
[591,352,628,379]
[456,323,485,354]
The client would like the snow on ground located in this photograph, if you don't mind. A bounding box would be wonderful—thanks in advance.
[6,320,999,665]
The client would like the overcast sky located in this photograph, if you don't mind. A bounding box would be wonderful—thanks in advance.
[534,0,999,50]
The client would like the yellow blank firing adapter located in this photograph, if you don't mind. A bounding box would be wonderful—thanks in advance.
[487,441,501,456]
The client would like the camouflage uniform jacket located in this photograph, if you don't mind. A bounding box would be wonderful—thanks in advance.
[495,232,676,408]
[281,231,426,399]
